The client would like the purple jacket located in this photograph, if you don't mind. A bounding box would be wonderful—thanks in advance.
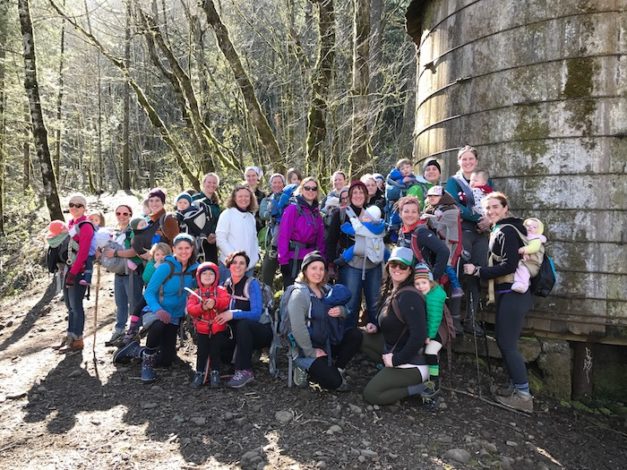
[277,196,326,265]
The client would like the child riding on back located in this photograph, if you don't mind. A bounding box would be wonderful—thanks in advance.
[511,218,547,293]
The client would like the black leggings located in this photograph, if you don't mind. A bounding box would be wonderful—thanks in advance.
[145,320,179,367]
[223,320,273,370]
[196,331,229,372]
[280,259,303,290]
[307,328,363,390]
[495,290,533,385]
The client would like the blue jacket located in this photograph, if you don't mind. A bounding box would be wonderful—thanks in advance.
[227,276,264,322]
[144,255,198,323]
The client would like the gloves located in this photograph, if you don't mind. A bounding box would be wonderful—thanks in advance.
[65,271,77,287]
[156,309,171,324]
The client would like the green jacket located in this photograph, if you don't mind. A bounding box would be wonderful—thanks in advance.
[425,284,446,339]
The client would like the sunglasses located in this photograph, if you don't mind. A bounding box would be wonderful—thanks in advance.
[68,203,84,208]
[116,211,130,216]
[389,261,410,271]
[302,186,318,192]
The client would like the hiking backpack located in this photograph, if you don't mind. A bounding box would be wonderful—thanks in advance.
[178,205,212,238]
[223,277,274,325]
[45,220,95,273]
[530,253,557,297]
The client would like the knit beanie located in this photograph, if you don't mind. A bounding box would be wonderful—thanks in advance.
[414,263,434,281]
[46,220,68,239]
[365,205,382,222]
[301,250,327,272]
[148,188,166,204]
[423,159,441,174]
[175,192,193,205]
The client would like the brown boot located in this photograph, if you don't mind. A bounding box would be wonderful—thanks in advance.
[59,336,84,353]
[495,390,533,413]
[53,335,71,350]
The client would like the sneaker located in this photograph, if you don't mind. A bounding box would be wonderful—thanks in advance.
[105,330,125,347]
[209,370,221,387]
[226,369,254,388]
[450,287,464,298]
[191,371,205,389]
[494,383,515,397]
[420,379,440,398]
[113,340,142,364]
[293,366,308,387]
[495,390,534,413]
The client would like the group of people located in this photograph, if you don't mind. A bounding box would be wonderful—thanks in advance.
[48,147,547,413]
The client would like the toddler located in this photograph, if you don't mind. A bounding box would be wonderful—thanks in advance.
[187,262,231,388]
[512,218,547,293]
[468,169,493,216]
[422,186,464,298]
[414,263,447,397]
[335,205,389,266]
[80,212,105,286]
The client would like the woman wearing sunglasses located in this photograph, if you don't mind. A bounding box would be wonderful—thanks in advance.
[362,247,430,405]
[57,193,95,353]
[277,177,326,289]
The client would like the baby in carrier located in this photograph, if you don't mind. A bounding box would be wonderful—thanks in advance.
[422,186,464,298]
[334,205,389,267]
[512,218,547,293]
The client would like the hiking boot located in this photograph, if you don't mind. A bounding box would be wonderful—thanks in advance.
[420,379,440,398]
[494,383,515,397]
[209,370,221,388]
[336,377,352,392]
[191,371,205,389]
[53,335,71,350]
[450,287,464,298]
[226,369,254,388]
[293,366,308,387]
[141,351,157,384]
[495,390,533,413]
[113,340,142,364]
[105,330,125,347]
[59,337,84,353]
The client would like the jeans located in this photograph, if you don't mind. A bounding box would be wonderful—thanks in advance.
[114,271,144,333]
[64,282,87,337]
[340,264,382,330]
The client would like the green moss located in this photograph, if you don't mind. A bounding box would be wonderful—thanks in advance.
[513,106,550,160]
[563,58,594,99]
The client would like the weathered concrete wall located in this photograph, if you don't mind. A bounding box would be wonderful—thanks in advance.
[406,0,627,344]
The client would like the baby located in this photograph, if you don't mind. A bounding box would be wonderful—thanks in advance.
[469,169,493,216]
[80,212,106,286]
[512,218,547,293]
[335,205,389,266]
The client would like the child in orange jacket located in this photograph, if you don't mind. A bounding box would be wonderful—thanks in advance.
[187,262,231,388]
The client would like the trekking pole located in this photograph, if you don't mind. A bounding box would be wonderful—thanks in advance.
[92,262,101,361]
[468,289,483,398]
[479,298,494,393]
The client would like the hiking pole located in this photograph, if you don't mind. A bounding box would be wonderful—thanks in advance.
[479,298,494,393]
[92,262,101,361]
[468,289,483,398]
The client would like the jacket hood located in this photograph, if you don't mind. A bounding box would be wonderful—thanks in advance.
[295,194,320,212]
[322,284,352,307]
[438,191,457,206]
[196,261,220,288]
[496,217,527,235]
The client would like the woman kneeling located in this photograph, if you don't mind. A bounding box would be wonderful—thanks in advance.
[287,251,362,390]
[362,247,430,405]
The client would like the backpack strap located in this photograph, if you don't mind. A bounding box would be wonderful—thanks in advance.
[158,259,176,305]
[486,224,527,304]
[453,175,476,208]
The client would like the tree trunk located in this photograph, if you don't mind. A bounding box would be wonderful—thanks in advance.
[0,0,8,234]
[23,105,30,193]
[349,0,371,175]
[306,0,335,177]
[201,0,284,173]
[53,0,65,182]
[122,0,131,190]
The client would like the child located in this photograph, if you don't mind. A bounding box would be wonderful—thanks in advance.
[120,241,171,345]
[187,262,231,388]
[385,158,418,241]
[175,192,195,216]
[414,263,447,397]
[80,212,104,286]
[334,205,389,266]
[469,169,493,216]
[422,186,464,298]
[512,218,547,293]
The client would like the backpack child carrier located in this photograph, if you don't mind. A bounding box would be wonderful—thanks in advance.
[45,220,95,273]
[178,204,213,238]
[100,240,129,275]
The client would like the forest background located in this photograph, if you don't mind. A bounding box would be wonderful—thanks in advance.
[0,0,416,232]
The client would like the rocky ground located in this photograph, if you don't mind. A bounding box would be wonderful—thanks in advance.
[0,269,626,469]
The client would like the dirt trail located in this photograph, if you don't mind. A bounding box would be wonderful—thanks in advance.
[0,270,626,469]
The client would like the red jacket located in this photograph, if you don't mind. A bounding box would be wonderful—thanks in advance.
[187,262,230,335]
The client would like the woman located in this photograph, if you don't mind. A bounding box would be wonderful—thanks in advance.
[286,167,303,185]
[115,234,199,382]
[407,159,442,209]
[463,192,534,412]
[215,185,259,283]
[216,251,273,388]
[259,173,286,287]
[321,170,346,209]
[446,146,491,335]
[361,174,385,213]
[244,166,266,233]
[362,247,430,405]
[326,181,382,330]
[57,194,95,353]
[129,188,180,258]
[287,251,362,390]
[277,177,326,289]
[396,196,450,282]
[193,172,222,264]
[104,204,144,345]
